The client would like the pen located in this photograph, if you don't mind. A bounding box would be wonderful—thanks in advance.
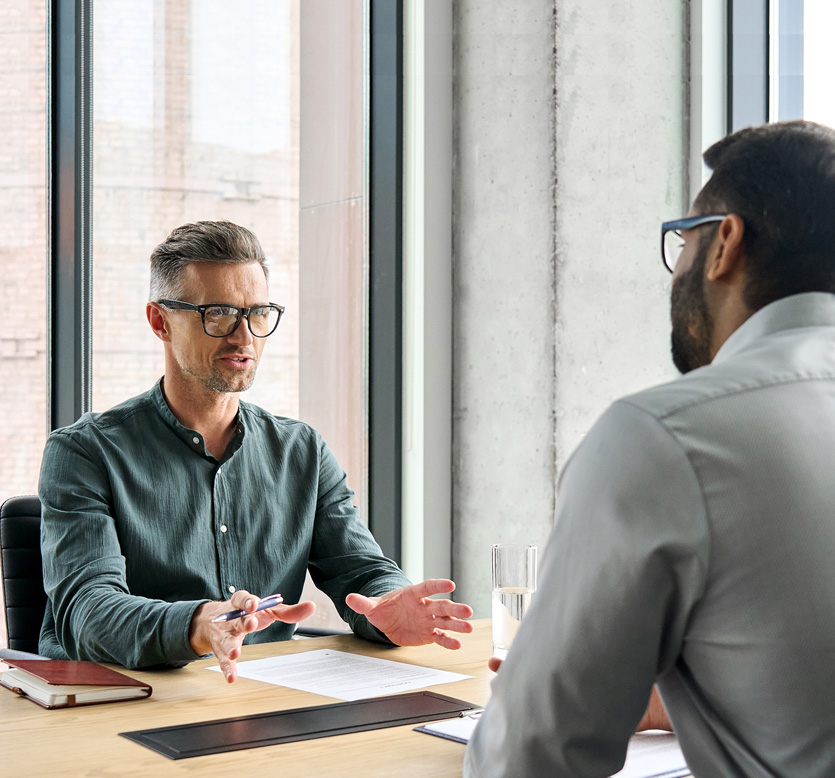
[211,593,284,623]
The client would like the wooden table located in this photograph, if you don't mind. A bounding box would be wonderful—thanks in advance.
[1,619,493,777]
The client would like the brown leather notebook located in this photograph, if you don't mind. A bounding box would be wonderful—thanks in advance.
[1,659,152,709]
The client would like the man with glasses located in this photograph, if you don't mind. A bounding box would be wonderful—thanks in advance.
[38,220,472,680]
[466,120,835,777]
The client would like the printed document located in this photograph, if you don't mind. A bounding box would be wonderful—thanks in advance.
[209,649,471,701]
[418,720,689,778]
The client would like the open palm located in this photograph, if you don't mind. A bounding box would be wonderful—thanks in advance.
[346,578,473,649]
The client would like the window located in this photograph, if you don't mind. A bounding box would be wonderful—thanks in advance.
[0,0,48,649]
[725,0,823,129]
[91,1,301,423]
[0,0,404,648]
[90,0,368,632]
[800,1,835,125]
[0,2,48,509]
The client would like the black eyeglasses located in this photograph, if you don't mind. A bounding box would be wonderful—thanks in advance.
[157,300,285,338]
[661,215,727,273]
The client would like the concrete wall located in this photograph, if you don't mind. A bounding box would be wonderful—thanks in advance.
[452,0,689,617]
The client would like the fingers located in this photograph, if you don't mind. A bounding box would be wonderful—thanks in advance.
[229,589,259,613]
[345,592,375,615]
[407,578,456,599]
[431,628,463,651]
[430,615,474,634]
[268,601,317,623]
[217,654,239,683]
[213,629,245,683]
[424,599,473,620]
[487,656,503,673]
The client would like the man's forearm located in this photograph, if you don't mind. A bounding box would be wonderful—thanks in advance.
[50,584,205,668]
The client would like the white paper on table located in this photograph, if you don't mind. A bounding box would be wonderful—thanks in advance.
[415,712,481,743]
[610,732,690,778]
[416,721,690,778]
[208,648,472,701]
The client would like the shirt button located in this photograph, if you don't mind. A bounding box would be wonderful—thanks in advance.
[228,585,236,594]
[192,436,200,445]
[217,467,222,476]
[220,525,228,533]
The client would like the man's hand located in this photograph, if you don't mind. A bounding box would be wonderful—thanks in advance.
[636,685,673,732]
[488,656,503,673]
[345,579,473,649]
[189,590,316,682]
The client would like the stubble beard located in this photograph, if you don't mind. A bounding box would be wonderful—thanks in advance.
[670,246,714,375]
[179,354,259,394]
[203,364,258,394]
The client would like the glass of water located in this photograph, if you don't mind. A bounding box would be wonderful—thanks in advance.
[491,543,537,660]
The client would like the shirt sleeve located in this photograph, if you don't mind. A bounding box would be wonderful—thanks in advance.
[38,429,206,668]
[306,436,411,642]
[464,400,710,778]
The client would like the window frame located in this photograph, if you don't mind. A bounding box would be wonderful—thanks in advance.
[48,0,405,562]
[726,0,804,132]
[690,0,804,200]
[50,0,93,430]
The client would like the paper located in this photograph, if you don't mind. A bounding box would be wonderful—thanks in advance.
[209,649,472,701]
[415,711,482,743]
[416,719,689,778]
[610,732,690,778]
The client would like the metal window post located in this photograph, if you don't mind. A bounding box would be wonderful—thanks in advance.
[49,0,93,430]
[368,0,404,563]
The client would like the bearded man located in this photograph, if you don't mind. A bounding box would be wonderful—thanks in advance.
[466,120,835,777]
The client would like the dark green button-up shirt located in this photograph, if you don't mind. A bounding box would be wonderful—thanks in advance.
[38,380,408,668]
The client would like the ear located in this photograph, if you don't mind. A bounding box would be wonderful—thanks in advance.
[705,214,746,284]
[147,302,172,343]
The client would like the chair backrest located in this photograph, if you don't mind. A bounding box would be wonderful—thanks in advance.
[0,495,45,653]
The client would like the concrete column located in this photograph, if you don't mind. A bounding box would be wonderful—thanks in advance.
[553,1,687,474]
[453,0,557,617]
[452,0,688,616]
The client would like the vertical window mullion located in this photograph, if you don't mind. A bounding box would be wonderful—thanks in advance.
[50,0,93,430]
[368,0,404,564]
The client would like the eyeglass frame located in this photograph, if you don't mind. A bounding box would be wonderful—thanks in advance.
[661,214,727,273]
[156,299,285,338]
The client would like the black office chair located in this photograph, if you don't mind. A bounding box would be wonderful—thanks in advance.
[0,495,46,654]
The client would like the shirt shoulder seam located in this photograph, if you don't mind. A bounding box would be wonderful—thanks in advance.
[639,372,835,419]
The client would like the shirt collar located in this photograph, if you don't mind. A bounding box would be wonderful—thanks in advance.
[150,378,246,460]
[713,292,835,365]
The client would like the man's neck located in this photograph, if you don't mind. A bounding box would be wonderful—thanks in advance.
[707,285,756,363]
[161,375,240,459]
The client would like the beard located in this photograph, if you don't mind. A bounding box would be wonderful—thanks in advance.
[202,363,258,393]
[179,350,259,394]
[670,244,714,374]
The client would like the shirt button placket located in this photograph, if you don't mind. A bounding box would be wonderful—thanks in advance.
[214,463,234,596]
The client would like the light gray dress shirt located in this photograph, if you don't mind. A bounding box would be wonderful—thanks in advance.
[465,292,835,777]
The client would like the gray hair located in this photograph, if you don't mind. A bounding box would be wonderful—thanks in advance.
[149,220,269,301]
